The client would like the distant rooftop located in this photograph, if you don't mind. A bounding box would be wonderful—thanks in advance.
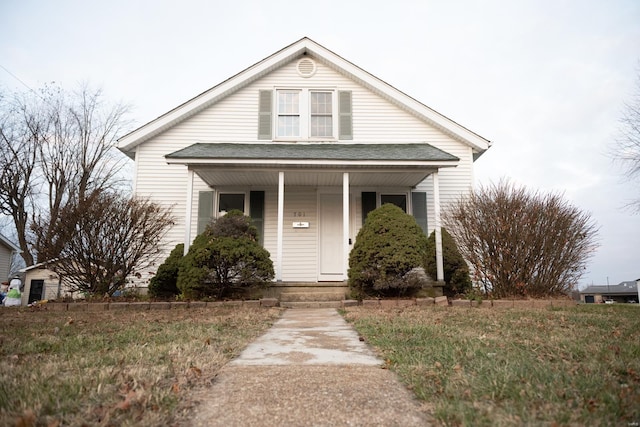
[581,281,639,295]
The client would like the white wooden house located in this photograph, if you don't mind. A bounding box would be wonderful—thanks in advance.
[117,38,490,288]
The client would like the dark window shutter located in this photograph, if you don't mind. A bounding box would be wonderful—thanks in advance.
[411,192,428,236]
[258,90,272,140]
[197,191,214,234]
[250,191,265,245]
[338,91,353,140]
[361,192,376,225]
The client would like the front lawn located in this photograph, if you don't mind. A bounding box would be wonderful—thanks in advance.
[344,304,640,426]
[0,307,281,426]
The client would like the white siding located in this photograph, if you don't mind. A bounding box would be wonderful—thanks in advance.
[131,55,477,280]
[282,189,318,282]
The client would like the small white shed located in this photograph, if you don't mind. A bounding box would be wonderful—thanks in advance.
[20,261,79,305]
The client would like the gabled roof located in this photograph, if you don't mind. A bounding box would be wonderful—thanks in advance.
[0,233,20,252]
[117,37,491,156]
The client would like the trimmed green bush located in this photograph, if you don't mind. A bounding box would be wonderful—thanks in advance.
[348,204,429,298]
[177,210,274,299]
[425,228,472,297]
[148,243,184,298]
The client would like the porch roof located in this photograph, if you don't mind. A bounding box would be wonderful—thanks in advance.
[167,143,459,187]
[165,142,459,164]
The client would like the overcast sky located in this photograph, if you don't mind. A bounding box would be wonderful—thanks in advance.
[1,0,638,288]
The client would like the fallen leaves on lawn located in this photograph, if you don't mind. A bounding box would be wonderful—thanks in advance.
[15,410,36,427]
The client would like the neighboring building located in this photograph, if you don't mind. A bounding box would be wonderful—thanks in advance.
[117,37,491,287]
[0,233,20,282]
[580,281,639,304]
[19,261,81,305]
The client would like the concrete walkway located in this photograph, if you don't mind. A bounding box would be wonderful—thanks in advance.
[189,308,433,426]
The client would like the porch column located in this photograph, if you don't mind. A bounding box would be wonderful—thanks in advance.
[433,170,444,281]
[276,171,284,281]
[184,169,194,256]
[343,172,350,280]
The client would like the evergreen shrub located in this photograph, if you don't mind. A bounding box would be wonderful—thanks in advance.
[425,228,472,297]
[177,210,274,299]
[148,243,184,298]
[348,204,429,298]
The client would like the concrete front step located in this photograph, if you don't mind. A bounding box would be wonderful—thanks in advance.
[279,291,347,302]
[280,301,344,309]
[264,283,349,301]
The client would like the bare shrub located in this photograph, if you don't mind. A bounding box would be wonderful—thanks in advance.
[444,181,598,298]
[34,190,174,296]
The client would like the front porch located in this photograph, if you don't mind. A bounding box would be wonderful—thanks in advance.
[166,142,458,286]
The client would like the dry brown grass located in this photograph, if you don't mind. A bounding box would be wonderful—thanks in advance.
[0,306,282,426]
[344,304,640,426]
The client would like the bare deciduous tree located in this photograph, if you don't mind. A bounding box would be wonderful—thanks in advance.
[614,69,640,211]
[444,181,599,298]
[35,191,174,296]
[0,91,46,266]
[0,83,131,265]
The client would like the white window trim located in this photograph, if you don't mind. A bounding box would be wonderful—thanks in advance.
[275,88,338,141]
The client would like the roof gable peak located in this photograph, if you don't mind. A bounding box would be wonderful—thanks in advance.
[117,37,490,155]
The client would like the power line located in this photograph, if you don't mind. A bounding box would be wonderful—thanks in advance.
[0,63,37,93]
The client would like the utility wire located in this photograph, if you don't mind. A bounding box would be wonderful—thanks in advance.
[0,63,36,93]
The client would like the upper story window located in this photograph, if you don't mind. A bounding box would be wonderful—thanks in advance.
[276,89,336,139]
[259,89,352,141]
[310,91,333,137]
[277,90,301,137]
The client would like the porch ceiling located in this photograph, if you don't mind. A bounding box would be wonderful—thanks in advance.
[193,168,434,187]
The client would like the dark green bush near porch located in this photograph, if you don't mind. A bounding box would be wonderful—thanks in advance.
[148,243,184,298]
[425,228,472,297]
[348,204,429,298]
[177,210,274,299]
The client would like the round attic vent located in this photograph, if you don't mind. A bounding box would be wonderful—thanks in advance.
[297,58,316,77]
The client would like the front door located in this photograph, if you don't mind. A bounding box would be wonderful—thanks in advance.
[28,279,44,304]
[318,193,343,281]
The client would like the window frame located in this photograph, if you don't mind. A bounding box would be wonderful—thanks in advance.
[275,88,338,140]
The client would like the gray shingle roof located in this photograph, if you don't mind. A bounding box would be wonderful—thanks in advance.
[581,282,639,294]
[165,143,459,162]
